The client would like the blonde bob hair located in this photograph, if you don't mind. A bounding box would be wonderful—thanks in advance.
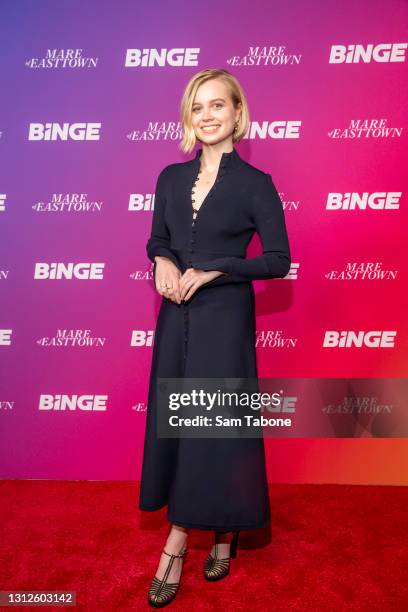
[179,68,250,155]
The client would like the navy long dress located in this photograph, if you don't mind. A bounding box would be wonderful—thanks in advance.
[139,146,291,531]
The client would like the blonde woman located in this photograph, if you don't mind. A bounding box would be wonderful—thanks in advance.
[139,68,291,607]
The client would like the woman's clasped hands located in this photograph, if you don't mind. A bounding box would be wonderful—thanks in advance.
[154,256,224,304]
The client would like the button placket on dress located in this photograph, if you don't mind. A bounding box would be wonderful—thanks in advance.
[182,153,230,367]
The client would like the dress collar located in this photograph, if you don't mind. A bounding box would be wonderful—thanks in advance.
[193,146,244,171]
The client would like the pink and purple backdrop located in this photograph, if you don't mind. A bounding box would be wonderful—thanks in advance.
[0,1,407,484]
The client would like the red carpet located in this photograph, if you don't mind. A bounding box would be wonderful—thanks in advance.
[0,480,406,611]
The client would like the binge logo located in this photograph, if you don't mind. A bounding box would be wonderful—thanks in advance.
[28,122,101,141]
[0,193,6,212]
[0,330,12,345]
[244,120,301,139]
[131,330,154,346]
[34,263,105,280]
[284,263,298,280]
[326,192,401,210]
[39,395,108,411]
[259,394,297,414]
[329,43,407,63]
[323,331,397,348]
[129,192,154,211]
[125,48,199,67]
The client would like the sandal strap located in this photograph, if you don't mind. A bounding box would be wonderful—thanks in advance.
[163,547,187,558]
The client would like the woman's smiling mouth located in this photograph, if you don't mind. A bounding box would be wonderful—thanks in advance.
[201,125,221,133]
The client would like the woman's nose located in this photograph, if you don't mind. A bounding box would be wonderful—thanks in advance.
[202,109,214,120]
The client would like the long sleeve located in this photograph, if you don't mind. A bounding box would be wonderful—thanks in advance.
[191,172,291,284]
[146,167,180,269]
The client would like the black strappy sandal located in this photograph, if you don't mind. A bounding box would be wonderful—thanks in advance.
[148,546,187,607]
[203,530,240,581]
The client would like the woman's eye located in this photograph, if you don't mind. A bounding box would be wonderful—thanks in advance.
[192,104,223,112]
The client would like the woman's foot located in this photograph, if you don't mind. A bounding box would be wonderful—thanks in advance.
[204,530,240,581]
[148,525,188,605]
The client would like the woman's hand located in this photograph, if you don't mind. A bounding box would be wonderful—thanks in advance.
[154,256,182,304]
[179,268,226,301]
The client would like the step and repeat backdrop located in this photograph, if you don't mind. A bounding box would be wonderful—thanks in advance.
[1,1,407,484]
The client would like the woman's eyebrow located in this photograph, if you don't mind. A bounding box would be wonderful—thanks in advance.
[193,98,226,105]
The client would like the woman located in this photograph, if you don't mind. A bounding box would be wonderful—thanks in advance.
[139,68,291,607]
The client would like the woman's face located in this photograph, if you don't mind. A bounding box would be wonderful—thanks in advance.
[191,79,241,147]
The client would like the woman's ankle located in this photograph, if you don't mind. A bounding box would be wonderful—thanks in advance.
[165,525,188,551]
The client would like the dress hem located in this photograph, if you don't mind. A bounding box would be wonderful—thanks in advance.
[139,501,270,531]
[167,513,270,532]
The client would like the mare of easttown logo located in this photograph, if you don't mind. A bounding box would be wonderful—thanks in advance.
[25,49,99,69]
[132,402,147,412]
[226,46,302,66]
[323,397,393,415]
[130,267,153,281]
[33,193,103,213]
[256,331,298,348]
[37,330,106,347]
[328,119,403,139]
[325,263,398,280]
[127,122,183,141]
[0,401,14,411]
